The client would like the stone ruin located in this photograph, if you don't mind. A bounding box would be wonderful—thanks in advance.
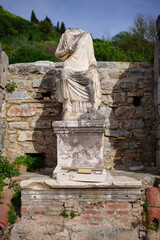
[0,20,160,239]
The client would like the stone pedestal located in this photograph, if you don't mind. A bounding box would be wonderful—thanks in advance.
[52,120,107,182]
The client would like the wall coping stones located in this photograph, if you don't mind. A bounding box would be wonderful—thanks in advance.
[20,175,142,190]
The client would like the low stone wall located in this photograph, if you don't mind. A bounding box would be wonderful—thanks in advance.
[0,46,8,154]
[6,61,155,169]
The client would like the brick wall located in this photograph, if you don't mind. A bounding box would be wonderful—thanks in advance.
[10,183,144,240]
[6,61,156,169]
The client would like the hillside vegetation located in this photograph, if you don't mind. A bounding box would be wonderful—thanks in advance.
[0,6,157,63]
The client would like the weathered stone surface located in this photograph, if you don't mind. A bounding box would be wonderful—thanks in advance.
[12,80,29,88]
[105,130,129,138]
[114,93,126,102]
[9,61,55,75]
[5,60,155,169]
[98,106,112,117]
[122,142,138,149]
[53,120,106,182]
[106,120,119,129]
[156,150,160,167]
[31,120,51,128]
[17,131,41,142]
[9,122,29,130]
[97,61,107,68]
[0,51,8,89]
[32,80,42,88]
[120,119,144,129]
[120,81,133,89]
[7,91,29,99]
[7,104,36,117]
[115,106,135,119]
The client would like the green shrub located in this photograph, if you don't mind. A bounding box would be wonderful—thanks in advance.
[9,43,58,64]
[94,40,130,62]
[8,204,17,225]
[14,155,45,172]
[6,82,17,93]
[12,189,21,212]
[0,155,20,179]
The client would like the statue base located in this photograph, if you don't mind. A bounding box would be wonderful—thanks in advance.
[52,120,107,183]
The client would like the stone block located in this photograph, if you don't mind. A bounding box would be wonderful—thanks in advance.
[102,95,113,105]
[106,120,119,129]
[105,130,129,138]
[32,80,42,88]
[7,91,29,99]
[9,134,17,142]
[13,80,29,89]
[55,62,64,68]
[156,150,160,167]
[122,142,138,149]
[120,119,144,129]
[120,81,133,89]
[113,93,126,102]
[101,80,114,94]
[53,120,107,182]
[97,62,107,68]
[9,61,55,75]
[0,52,8,89]
[30,120,51,129]
[98,106,112,117]
[0,91,4,110]
[7,104,36,117]
[105,142,114,149]
[9,122,29,130]
[129,69,146,77]
[115,106,135,119]
[106,62,116,69]
[17,131,41,142]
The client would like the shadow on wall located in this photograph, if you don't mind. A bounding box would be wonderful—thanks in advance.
[32,69,63,168]
[98,62,156,172]
[32,61,156,172]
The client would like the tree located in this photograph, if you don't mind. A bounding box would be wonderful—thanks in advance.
[130,13,156,42]
[31,10,39,24]
[56,21,60,33]
[60,22,66,34]
[45,16,52,26]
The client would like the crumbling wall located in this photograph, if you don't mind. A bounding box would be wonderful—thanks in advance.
[6,61,155,169]
[154,16,160,168]
[0,45,8,154]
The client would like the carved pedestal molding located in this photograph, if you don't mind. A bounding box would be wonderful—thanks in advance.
[52,120,108,182]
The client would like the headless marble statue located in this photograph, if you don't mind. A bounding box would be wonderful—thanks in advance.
[55,28,102,120]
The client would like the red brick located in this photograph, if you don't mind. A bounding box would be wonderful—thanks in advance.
[96,204,105,209]
[104,210,115,214]
[34,211,46,215]
[81,216,104,221]
[116,210,129,214]
[107,203,130,209]
[89,223,100,226]
[83,210,101,215]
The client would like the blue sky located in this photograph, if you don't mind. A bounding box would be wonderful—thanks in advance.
[0,0,159,39]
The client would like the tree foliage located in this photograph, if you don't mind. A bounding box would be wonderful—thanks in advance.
[30,10,39,24]
[60,22,66,34]
[0,7,157,63]
[130,13,156,42]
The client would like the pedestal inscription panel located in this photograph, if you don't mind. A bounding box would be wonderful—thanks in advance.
[53,120,107,182]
